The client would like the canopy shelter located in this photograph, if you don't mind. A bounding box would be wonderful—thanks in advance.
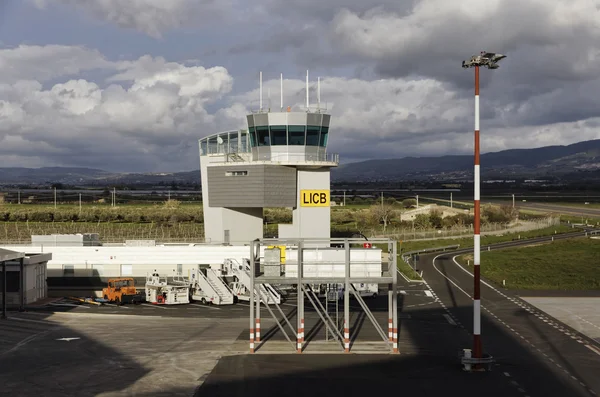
[1,248,25,319]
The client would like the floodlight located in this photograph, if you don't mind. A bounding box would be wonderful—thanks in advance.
[462,51,506,69]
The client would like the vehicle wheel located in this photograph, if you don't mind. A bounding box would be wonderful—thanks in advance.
[201,298,207,305]
[115,297,121,306]
[233,296,239,304]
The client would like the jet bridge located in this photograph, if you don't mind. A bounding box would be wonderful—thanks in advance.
[247,238,398,354]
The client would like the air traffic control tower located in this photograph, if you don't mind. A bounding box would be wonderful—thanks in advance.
[199,73,339,244]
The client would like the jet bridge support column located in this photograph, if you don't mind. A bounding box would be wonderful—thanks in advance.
[256,290,261,342]
[297,240,304,353]
[250,242,255,353]
[344,239,350,353]
[391,241,399,353]
[388,283,393,341]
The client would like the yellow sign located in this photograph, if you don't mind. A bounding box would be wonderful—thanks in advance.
[300,190,330,207]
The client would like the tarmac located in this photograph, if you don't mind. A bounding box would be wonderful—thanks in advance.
[1,237,599,396]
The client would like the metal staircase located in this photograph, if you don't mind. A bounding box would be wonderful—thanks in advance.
[226,259,281,304]
[195,268,234,305]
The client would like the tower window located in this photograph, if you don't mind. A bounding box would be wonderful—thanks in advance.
[306,125,320,146]
[249,127,257,147]
[288,125,305,145]
[256,126,270,146]
[319,126,329,147]
[270,125,287,145]
[225,171,248,176]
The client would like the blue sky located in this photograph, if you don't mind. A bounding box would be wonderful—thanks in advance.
[1,0,599,172]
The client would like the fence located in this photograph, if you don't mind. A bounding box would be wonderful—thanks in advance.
[357,217,561,241]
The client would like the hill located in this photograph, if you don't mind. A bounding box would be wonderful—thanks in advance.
[331,139,600,182]
[1,139,599,185]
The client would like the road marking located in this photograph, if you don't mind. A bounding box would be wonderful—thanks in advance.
[424,290,433,298]
[431,253,596,395]
[443,314,457,326]
[189,303,219,310]
[585,344,600,356]
[7,317,55,325]
[56,337,80,342]
[141,303,169,309]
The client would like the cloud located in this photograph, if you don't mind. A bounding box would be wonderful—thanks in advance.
[30,0,237,38]
[0,45,237,172]
[2,35,600,173]
[0,45,112,83]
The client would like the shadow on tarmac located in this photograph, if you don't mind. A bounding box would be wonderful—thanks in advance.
[0,292,594,397]
[199,295,593,397]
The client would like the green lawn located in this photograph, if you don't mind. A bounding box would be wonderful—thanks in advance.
[456,237,600,290]
[397,259,422,280]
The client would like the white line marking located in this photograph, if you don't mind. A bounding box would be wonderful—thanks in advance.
[504,372,511,377]
[585,344,600,356]
[141,303,169,309]
[432,254,472,299]
[443,314,457,326]
[7,317,55,325]
[189,303,219,310]
[424,290,433,298]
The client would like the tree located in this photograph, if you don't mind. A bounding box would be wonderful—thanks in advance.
[370,204,396,232]
[414,213,431,229]
[402,198,417,209]
[429,208,443,228]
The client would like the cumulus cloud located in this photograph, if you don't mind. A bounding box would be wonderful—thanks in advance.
[30,0,237,38]
[0,45,238,172]
[0,45,112,83]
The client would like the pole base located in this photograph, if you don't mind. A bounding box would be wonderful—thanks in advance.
[459,349,495,372]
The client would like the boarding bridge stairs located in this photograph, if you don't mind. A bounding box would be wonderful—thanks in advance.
[225,259,281,304]
[195,267,234,305]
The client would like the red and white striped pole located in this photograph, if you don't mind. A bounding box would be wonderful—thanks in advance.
[473,65,482,360]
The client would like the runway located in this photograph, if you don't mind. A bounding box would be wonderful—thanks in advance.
[420,245,600,397]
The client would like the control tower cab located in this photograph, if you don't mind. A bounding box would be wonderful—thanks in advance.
[199,74,338,244]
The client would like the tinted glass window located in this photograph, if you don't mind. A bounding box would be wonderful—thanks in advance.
[288,125,305,145]
[319,126,329,147]
[249,127,256,147]
[256,126,270,146]
[306,125,320,146]
[270,126,287,145]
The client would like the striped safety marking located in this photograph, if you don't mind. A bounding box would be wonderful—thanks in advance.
[250,328,255,353]
[388,318,393,341]
[256,318,261,342]
[393,327,398,353]
[344,326,350,353]
[297,318,304,353]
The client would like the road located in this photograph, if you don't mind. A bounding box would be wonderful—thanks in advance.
[485,200,600,219]
[417,233,600,397]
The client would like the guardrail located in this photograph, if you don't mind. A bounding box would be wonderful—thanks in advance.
[401,245,461,258]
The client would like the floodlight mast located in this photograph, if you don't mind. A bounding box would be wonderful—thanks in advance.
[461,51,506,366]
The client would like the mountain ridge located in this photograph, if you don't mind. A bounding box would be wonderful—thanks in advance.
[1,139,599,185]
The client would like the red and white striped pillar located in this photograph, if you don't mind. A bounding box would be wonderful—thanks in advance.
[344,321,350,353]
[388,318,393,341]
[250,327,255,353]
[392,327,398,353]
[473,65,482,360]
[297,318,304,353]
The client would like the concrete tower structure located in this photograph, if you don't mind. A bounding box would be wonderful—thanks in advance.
[199,73,338,244]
